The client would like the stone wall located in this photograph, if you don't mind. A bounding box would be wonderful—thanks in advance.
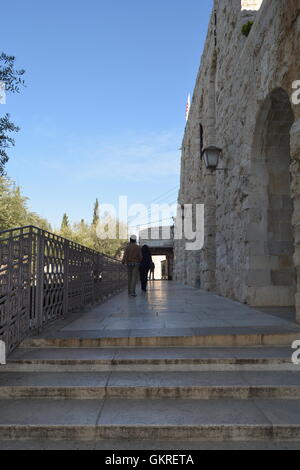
[174,0,300,321]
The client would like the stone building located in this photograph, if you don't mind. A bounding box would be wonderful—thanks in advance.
[173,0,300,322]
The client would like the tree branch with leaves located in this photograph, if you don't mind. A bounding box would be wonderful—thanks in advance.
[0,53,25,174]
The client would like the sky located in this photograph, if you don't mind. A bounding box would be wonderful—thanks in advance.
[1,0,213,231]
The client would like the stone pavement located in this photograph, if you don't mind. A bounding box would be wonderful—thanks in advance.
[1,281,300,449]
[19,281,300,347]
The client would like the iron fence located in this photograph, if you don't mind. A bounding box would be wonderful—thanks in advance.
[0,226,127,354]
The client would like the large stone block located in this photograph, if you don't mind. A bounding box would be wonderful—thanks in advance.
[271,269,296,286]
[246,269,271,287]
[279,255,295,269]
[290,120,300,159]
[250,255,278,270]
[280,223,294,242]
[245,224,265,242]
[294,246,300,266]
[267,241,294,257]
[248,240,266,256]
[247,286,296,307]
[295,294,300,324]
[294,224,300,245]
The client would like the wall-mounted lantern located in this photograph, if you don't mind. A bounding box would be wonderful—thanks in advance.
[201,146,223,171]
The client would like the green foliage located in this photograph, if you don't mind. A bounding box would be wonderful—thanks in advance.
[0,175,126,258]
[0,53,25,174]
[241,21,254,37]
[0,114,20,174]
[61,213,70,230]
[0,53,25,93]
[0,176,51,231]
[92,198,100,226]
[91,215,128,258]
[57,210,128,259]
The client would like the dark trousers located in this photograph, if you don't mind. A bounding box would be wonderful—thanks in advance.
[140,266,150,291]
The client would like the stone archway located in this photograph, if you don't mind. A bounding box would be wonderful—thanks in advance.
[248,88,296,309]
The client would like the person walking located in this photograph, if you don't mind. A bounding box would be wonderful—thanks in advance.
[139,245,153,292]
[122,235,142,297]
[149,262,155,281]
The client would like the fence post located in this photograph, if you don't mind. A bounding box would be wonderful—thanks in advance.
[27,228,33,332]
[7,233,13,347]
[80,250,85,309]
[36,232,45,333]
[63,240,69,317]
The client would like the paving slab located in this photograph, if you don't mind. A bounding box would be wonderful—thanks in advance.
[2,370,300,389]
[0,372,110,387]
[241,371,300,386]
[106,371,248,388]
[0,399,103,425]
[20,282,300,345]
[6,346,294,363]
[1,370,300,400]
[255,399,300,425]
[0,398,300,429]
[19,330,300,348]
[98,398,270,427]
[8,348,117,362]
[3,346,296,373]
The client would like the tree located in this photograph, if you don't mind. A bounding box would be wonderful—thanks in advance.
[59,213,73,239]
[92,198,100,226]
[0,53,25,174]
[0,114,20,172]
[0,176,51,231]
[91,214,128,258]
[0,53,25,93]
[56,208,128,259]
[61,213,70,231]
[26,211,52,231]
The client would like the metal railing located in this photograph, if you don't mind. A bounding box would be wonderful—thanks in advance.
[0,226,127,354]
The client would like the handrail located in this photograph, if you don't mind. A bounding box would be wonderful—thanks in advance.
[0,225,122,261]
[0,225,127,355]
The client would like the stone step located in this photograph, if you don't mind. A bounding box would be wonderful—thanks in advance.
[3,346,296,372]
[9,346,294,362]
[0,439,300,450]
[5,347,297,372]
[19,328,300,348]
[0,398,300,441]
[1,371,300,399]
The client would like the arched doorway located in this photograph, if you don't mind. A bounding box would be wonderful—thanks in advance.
[248,88,296,307]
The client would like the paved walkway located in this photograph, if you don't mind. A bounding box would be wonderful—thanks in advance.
[3,281,300,449]
[36,281,300,340]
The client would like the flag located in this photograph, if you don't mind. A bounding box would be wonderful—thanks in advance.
[185,94,191,122]
[0,82,6,105]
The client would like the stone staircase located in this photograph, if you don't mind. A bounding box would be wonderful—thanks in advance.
[1,339,300,449]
